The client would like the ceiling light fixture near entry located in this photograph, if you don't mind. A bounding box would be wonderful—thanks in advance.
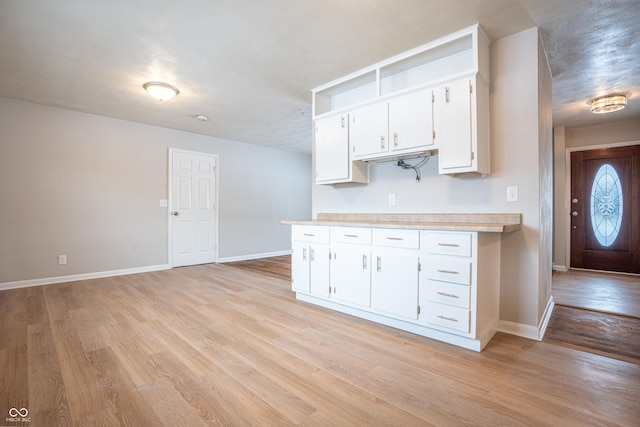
[590,94,627,114]
[143,81,180,101]
[195,114,209,121]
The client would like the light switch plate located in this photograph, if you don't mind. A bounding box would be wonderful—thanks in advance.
[159,199,168,207]
[388,193,396,206]
[507,186,519,202]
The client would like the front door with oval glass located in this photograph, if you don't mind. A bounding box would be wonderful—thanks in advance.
[570,145,639,273]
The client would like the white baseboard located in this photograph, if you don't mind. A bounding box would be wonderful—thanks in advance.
[553,264,568,272]
[498,296,555,341]
[0,264,171,291]
[218,250,291,263]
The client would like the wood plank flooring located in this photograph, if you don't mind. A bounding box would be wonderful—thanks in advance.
[544,305,640,364]
[2,263,639,426]
[553,269,640,318]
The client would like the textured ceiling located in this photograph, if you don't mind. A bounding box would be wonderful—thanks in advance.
[0,0,638,154]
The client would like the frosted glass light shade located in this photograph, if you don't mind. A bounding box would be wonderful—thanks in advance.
[143,82,179,101]
[590,94,627,114]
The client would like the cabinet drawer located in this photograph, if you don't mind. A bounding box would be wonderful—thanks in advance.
[426,257,471,286]
[425,302,470,333]
[424,232,472,257]
[292,226,330,243]
[331,227,372,245]
[427,280,470,309]
[373,229,420,249]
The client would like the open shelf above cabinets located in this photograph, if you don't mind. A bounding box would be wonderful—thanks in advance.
[312,24,489,119]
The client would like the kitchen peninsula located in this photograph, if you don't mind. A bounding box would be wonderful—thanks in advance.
[281,213,521,351]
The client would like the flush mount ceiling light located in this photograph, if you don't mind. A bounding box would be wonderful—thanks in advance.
[590,94,627,114]
[195,114,209,121]
[143,81,179,101]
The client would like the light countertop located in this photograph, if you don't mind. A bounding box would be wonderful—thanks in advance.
[281,213,521,233]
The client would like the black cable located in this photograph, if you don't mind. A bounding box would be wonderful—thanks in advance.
[395,157,429,182]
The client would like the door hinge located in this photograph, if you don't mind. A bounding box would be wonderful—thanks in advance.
[418,262,421,272]
[469,81,473,93]
[329,285,332,294]
[471,151,475,161]
[417,305,421,315]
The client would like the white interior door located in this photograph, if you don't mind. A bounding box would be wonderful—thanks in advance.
[170,149,218,267]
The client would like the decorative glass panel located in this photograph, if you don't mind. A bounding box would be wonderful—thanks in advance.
[590,164,623,247]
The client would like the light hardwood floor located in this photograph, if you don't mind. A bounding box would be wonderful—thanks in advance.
[1,263,639,426]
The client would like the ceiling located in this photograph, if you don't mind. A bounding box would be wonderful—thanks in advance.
[1,0,638,154]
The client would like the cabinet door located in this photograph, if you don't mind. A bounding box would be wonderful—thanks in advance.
[331,245,371,307]
[315,115,349,183]
[436,79,473,172]
[371,250,420,320]
[351,102,389,158]
[389,89,434,152]
[309,243,331,298]
[291,241,310,293]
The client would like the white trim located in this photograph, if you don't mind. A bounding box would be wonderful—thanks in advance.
[552,264,568,272]
[0,264,171,291]
[168,148,220,267]
[563,140,640,269]
[218,250,291,263]
[498,296,555,341]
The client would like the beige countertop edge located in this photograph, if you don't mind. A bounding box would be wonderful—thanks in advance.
[280,220,521,233]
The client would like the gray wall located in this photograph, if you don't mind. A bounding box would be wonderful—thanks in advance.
[0,97,311,284]
[312,28,553,332]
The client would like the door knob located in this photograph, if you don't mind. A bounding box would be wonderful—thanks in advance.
[571,211,578,216]
[171,211,179,216]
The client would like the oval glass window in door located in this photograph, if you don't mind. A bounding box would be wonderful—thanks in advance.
[590,163,623,247]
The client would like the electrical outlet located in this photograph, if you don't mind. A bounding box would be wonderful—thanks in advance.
[507,186,519,202]
[58,255,67,265]
[388,193,396,206]
[159,199,168,207]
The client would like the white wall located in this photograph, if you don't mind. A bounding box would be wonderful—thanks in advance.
[552,119,640,269]
[0,97,311,284]
[312,27,552,331]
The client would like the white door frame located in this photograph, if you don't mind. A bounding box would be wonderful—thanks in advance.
[168,148,220,267]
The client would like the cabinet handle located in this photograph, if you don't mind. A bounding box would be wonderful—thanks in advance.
[303,233,315,237]
[386,237,404,241]
[393,132,398,147]
[310,248,315,262]
[445,87,450,103]
[381,136,385,149]
[376,256,382,272]
[437,243,459,247]
[363,254,367,270]
[437,314,458,322]
[341,116,345,128]
[437,269,459,275]
[437,291,459,299]
[344,234,359,238]
[302,247,307,261]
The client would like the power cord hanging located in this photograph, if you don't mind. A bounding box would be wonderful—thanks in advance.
[395,157,430,182]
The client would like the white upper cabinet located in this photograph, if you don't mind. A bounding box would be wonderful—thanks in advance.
[314,113,369,185]
[388,88,434,153]
[312,24,490,183]
[435,77,490,175]
[350,101,389,158]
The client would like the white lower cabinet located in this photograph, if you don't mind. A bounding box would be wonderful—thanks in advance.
[291,226,330,298]
[290,225,501,351]
[371,229,420,321]
[420,230,500,345]
[330,227,372,307]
